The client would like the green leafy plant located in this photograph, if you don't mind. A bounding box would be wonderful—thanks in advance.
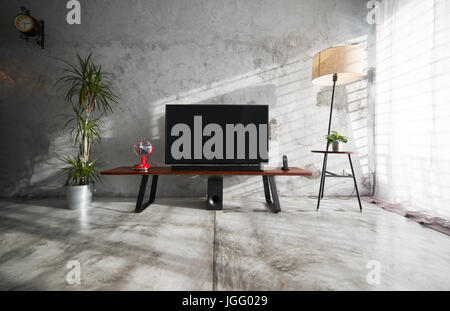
[325,131,348,147]
[61,156,100,186]
[56,53,118,186]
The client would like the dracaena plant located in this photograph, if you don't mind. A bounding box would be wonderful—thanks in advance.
[325,130,348,148]
[56,53,118,185]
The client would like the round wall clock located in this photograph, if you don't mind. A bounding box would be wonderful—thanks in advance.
[14,14,35,33]
[13,7,44,49]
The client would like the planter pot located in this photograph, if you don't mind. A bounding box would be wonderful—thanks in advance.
[66,184,93,210]
[332,141,340,152]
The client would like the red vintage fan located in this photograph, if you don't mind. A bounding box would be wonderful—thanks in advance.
[133,139,153,170]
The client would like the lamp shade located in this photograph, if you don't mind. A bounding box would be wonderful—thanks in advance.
[312,45,363,86]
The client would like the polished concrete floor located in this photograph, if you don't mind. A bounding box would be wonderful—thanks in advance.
[0,196,449,290]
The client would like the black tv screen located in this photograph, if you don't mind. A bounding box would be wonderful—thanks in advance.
[165,104,269,165]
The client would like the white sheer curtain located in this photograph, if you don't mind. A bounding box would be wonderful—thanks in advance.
[374,0,450,219]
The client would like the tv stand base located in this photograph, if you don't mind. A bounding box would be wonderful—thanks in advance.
[134,174,280,213]
[101,166,313,214]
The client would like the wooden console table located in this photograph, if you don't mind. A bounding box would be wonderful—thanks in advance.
[101,166,312,213]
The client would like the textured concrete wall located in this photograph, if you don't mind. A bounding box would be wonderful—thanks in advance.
[0,0,370,198]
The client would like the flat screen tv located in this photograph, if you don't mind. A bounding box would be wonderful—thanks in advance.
[165,104,269,171]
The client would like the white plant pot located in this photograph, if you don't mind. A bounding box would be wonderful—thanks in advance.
[332,141,340,152]
[66,184,93,210]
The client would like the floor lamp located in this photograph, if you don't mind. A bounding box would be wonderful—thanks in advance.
[311,44,363,209]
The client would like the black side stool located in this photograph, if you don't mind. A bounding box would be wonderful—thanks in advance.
[311,150,362,211]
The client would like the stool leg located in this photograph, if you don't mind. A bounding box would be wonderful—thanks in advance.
[348,154,362,212]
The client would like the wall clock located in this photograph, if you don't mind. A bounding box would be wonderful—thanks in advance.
[14,14,36,33]
[13,7,44,49]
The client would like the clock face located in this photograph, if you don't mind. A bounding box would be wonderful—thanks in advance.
[14,14,34,33]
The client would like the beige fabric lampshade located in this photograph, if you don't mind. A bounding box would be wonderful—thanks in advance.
[312,44,363,86]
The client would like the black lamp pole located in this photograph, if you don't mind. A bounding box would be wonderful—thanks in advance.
[326,73,338,138]
[317,73,337,209]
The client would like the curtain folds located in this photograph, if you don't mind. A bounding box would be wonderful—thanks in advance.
[374,0,450,219]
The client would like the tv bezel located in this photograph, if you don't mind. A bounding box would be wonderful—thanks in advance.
[165,104,269,165]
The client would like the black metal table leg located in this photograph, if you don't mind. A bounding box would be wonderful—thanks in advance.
[268,176,281,213]
[262,176,281,213]
[262,176,272,204]
[320,153,329,199]
[135,175,149,213]
[135,175,159,213]
[317,153,328,210]
[348,154,362,212]
[148,175,159,205]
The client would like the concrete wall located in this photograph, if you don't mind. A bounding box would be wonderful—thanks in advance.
[0,0,370,198]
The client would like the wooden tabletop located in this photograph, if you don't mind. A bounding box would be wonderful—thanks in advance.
[311,150,355,154]
[101,166,313,176]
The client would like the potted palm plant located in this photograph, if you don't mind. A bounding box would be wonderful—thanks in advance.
[56,53,118,210]
[325,130,348,152]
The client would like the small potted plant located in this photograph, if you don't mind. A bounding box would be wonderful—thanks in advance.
[325,130,348,152]
[56,53,118,210]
